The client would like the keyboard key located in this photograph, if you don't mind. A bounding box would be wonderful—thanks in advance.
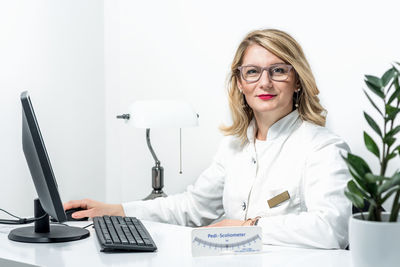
[116,229,129,245]
[111,216,119,226]
[142,238,153,246]
[128,225,144,245]
[117,216,126,225]
[122,226,136,244]
[108,227,121,244]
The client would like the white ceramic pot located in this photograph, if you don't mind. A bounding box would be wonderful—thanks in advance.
[349,212,400,267]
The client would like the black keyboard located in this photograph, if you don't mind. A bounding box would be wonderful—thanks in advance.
[93,216,157,252]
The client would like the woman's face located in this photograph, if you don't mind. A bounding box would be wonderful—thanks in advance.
[237,44,298,119]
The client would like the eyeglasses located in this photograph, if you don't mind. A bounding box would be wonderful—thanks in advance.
[237,63,293,83]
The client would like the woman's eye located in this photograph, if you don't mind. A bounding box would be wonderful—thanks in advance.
[246,68,260,75]
[272,67,286,74]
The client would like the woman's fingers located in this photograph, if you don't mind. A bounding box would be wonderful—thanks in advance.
[63,199,89,211]
[63,199,125,218]
[71,210,91,219]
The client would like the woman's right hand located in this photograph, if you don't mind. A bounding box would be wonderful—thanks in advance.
[63,199,125,219]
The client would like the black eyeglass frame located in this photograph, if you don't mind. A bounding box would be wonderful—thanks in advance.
[237,63,294,83]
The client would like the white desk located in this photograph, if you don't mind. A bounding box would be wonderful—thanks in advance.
[0,220,352,267]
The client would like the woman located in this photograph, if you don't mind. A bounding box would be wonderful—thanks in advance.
[64,29,351,249]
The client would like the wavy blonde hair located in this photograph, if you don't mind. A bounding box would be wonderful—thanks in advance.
[220,29,326,143]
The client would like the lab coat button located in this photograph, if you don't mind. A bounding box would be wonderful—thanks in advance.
[252,157,256,164]
[241,201,246,211]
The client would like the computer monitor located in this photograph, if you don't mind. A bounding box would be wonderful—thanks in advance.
[8,91,90,243]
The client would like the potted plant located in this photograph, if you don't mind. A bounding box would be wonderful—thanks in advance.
[343,62,400,267]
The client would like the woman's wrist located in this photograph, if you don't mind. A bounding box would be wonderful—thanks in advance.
[109,204,125,216]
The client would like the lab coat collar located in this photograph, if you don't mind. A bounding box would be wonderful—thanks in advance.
[246,109,300,143]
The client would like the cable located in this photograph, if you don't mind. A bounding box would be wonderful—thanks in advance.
[0,209,48,225]
[82,223,93,229]
[0,208,23,220]
[0,208,93,231]
[0,219,22,225]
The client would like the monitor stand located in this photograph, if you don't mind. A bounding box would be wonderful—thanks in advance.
[8,199,90,243]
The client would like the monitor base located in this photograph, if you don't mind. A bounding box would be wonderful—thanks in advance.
[8,225,90,243]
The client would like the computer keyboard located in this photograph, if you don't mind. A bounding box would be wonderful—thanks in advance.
[93,216,157,252]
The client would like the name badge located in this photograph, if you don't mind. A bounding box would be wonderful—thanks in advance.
[267,190,290,208]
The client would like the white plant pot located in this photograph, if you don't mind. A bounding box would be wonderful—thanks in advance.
[349,212,400,267]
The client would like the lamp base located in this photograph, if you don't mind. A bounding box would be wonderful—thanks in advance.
[143,190,167,200]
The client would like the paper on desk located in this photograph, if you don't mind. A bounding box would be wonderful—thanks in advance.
[191,226,262,257]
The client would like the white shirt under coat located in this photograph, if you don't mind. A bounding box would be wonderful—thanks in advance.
[123,110,352,249]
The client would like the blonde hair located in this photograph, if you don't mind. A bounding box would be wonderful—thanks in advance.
[220,29,326,143]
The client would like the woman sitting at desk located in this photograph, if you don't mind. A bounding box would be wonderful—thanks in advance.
[64,29,352,249]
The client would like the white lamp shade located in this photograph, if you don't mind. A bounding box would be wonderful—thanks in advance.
[128,100,199,128]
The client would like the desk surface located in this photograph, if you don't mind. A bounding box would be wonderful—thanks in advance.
[0,220,352,267]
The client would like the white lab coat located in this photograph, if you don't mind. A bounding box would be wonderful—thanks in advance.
[123,110,352,249]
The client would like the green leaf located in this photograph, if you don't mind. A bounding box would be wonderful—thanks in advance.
[382,68,396,87]
[345,190,365,209]
[386,105,400,121]
[348,180,365,196]
[387,82,400,105]
[364,131,380,158]
[394,78,400,101]
[348,178,373,200]
[365,173,388,183]
[342,154,370,192]
[364,112,382,137]
[381,187,399,203]
[344,153,372,178]
[377,173,400,194]
[393,62,400,74]
[365,75,383,88]
[365,81,384,98]
[383,136,396,146]
[393,144,400,155]
[386,125,400,138]
[387,151,397,161]
[349,169,370,193]
[363,90,383,116]
[367,182,378,196]
[343,154,377,196]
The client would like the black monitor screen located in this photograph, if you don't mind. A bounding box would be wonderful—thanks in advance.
[20,91,67,222]
[8,91,89,243]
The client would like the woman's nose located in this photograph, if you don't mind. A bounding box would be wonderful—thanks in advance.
[258,69,273,88]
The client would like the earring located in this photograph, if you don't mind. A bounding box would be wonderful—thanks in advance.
[242,94,249,108]
[295,88,301,108]
[239,88,243,94]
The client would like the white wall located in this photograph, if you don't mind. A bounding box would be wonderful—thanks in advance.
[0,0,105,216]
[104,0,400,211]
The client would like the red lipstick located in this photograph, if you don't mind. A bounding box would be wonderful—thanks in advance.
[258,94,276,100]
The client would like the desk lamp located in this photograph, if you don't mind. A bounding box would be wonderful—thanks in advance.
[117,100,198,200]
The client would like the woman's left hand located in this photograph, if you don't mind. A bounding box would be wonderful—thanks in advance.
[205,219,251,227]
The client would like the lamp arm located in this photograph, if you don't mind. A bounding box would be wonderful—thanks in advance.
[146,129,160,166]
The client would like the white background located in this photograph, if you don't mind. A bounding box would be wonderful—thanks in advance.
[0,0,105,216]
[1,0,400,216]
